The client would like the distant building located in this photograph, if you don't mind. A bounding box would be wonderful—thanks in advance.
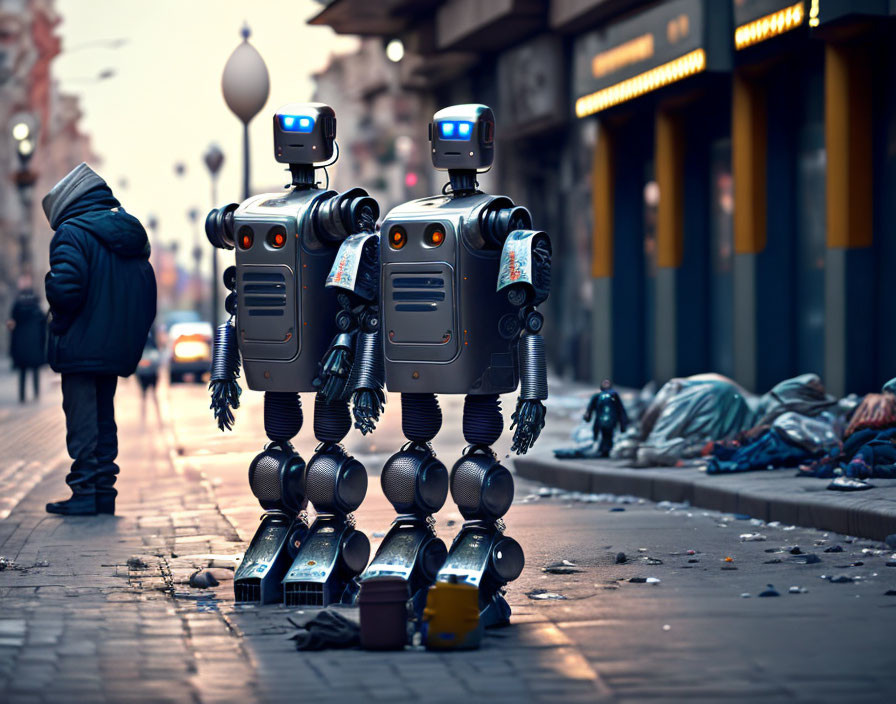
[310,0,895,396]
[0,0,97,353]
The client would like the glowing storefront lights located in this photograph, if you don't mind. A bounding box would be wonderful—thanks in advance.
[734,1,805,50]
[575,48,706,118]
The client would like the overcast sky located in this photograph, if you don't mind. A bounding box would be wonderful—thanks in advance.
[53,0,358,267]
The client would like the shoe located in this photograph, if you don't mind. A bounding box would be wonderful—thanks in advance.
[96,493,116,515]
[45,493,98,516]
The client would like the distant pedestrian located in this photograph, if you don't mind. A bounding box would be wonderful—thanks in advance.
[42,163,156,516]
[584,379,629,458]
[6,273,46,403]
[136,327,161,424]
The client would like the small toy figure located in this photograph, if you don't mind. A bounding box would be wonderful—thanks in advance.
[205,103,379,605]
[584,379,629,458]
[332,104,551,626]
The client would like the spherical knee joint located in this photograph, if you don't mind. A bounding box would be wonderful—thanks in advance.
[450,451,514,522]
[490,535,524,582]
[381,446,448,516]
[304,448,367,514]
[248,448,306,513]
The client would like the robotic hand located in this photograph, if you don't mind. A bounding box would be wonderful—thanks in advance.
[352,384,385,435]
[510,398,546,455]
[315,332,354,403]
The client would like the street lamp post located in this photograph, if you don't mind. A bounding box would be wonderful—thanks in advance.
[203,144,224,327]
[188,207,203,317]
[221,24,269,199]
[11,121,38,277]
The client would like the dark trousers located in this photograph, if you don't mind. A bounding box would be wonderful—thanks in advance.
[18,367,39,402]
[594,425,614,458]
[61,373,119,497]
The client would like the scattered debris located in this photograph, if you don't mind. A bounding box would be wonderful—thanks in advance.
[628,577,660,584]
[537,487,553,497]
[643,557,663,566]
[526,589,568,600]
[789,586,808,594]
[662,624,671,631]
[792,554,821,565]
[638,547,648,553]
[0,556,12,571]
[827,476,874,491]
[189,569,220,589]
[824,545,844,553]
[852,561,865,567]
[758,584,780,597]
[764,558,783,564]
[610,507,626,512]
[686,549,696,556]
[789,546,803,555]
[884,534,896,550]
[127,556,147,569]
[615,552,627,564]
[688,558,700,563]
[827,574,854,584]
[740,592,751,598]
[543,560,582,575]
[886,561,896,568]
[740,533,767,542]
[885,590,896,596]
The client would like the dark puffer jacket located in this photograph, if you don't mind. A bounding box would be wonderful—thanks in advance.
[44,185,156,376]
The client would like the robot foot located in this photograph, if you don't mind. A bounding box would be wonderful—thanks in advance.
[361,516,448,618]
[436,521,524,627]
[282,514,370,607]
[282,444,370,607]
[234,512,308,604]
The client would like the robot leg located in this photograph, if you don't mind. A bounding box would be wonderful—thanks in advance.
[362,393,449,619]
[282,396,370,607]
[234,392,309,604]
[436,394,524,627]
[597,427,613,458]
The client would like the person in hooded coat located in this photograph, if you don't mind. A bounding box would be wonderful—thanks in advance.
[41,163,156,516]
[6,273,46,403]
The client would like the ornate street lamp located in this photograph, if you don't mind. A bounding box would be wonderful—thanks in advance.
[221,24,269,199]
[11,119,38,276]
[203,144,225,326]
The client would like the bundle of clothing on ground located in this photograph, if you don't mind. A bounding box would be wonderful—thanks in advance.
[557,373,896,489]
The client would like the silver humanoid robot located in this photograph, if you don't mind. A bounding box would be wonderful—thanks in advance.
[327,104,551,626]
[205,103,379,606]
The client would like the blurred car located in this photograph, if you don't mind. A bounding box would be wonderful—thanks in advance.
[167,321,213,384]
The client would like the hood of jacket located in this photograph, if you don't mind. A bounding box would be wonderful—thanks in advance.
[44,164,149,259]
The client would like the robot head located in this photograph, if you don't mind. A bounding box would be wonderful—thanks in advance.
[429,104,495,171]
[273,103,336,165]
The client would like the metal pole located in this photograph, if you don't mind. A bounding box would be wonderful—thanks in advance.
[211,177,219,327]
[243,122,250,200]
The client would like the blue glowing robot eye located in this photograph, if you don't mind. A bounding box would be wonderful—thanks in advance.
[279,114,315,133]
[438,120,474,140]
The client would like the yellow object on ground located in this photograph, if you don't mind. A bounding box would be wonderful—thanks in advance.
[422,579,483,650]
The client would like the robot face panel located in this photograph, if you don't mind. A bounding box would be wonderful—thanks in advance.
[430,104,495,171]
[273,103,336,165]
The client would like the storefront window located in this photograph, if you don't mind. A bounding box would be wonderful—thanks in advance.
[643,165,658,382]
[710,138,734,377]
[795,73,826,377]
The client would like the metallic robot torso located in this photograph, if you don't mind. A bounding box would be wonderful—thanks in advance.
[380,191,521,396]
[233,187,342,392]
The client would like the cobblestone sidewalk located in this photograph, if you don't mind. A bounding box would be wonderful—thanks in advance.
[0,380,609,703]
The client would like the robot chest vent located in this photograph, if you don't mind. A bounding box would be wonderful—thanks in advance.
[384,264,457,357]
[242,271,287,316]
[392,274,446,312]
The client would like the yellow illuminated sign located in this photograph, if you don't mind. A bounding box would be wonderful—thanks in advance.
[734,1,805,50]
[575,49,706,118]
[591,33,654,79]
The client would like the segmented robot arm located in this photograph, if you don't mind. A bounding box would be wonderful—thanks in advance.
[497,230,552,455]
[209,318,242,432]
[317,231,385,434]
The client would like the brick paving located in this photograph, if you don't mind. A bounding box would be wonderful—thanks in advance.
[2,371,895,703]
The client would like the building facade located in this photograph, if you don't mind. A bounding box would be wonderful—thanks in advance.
[309,0,895,396]
[0,0,96,353]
